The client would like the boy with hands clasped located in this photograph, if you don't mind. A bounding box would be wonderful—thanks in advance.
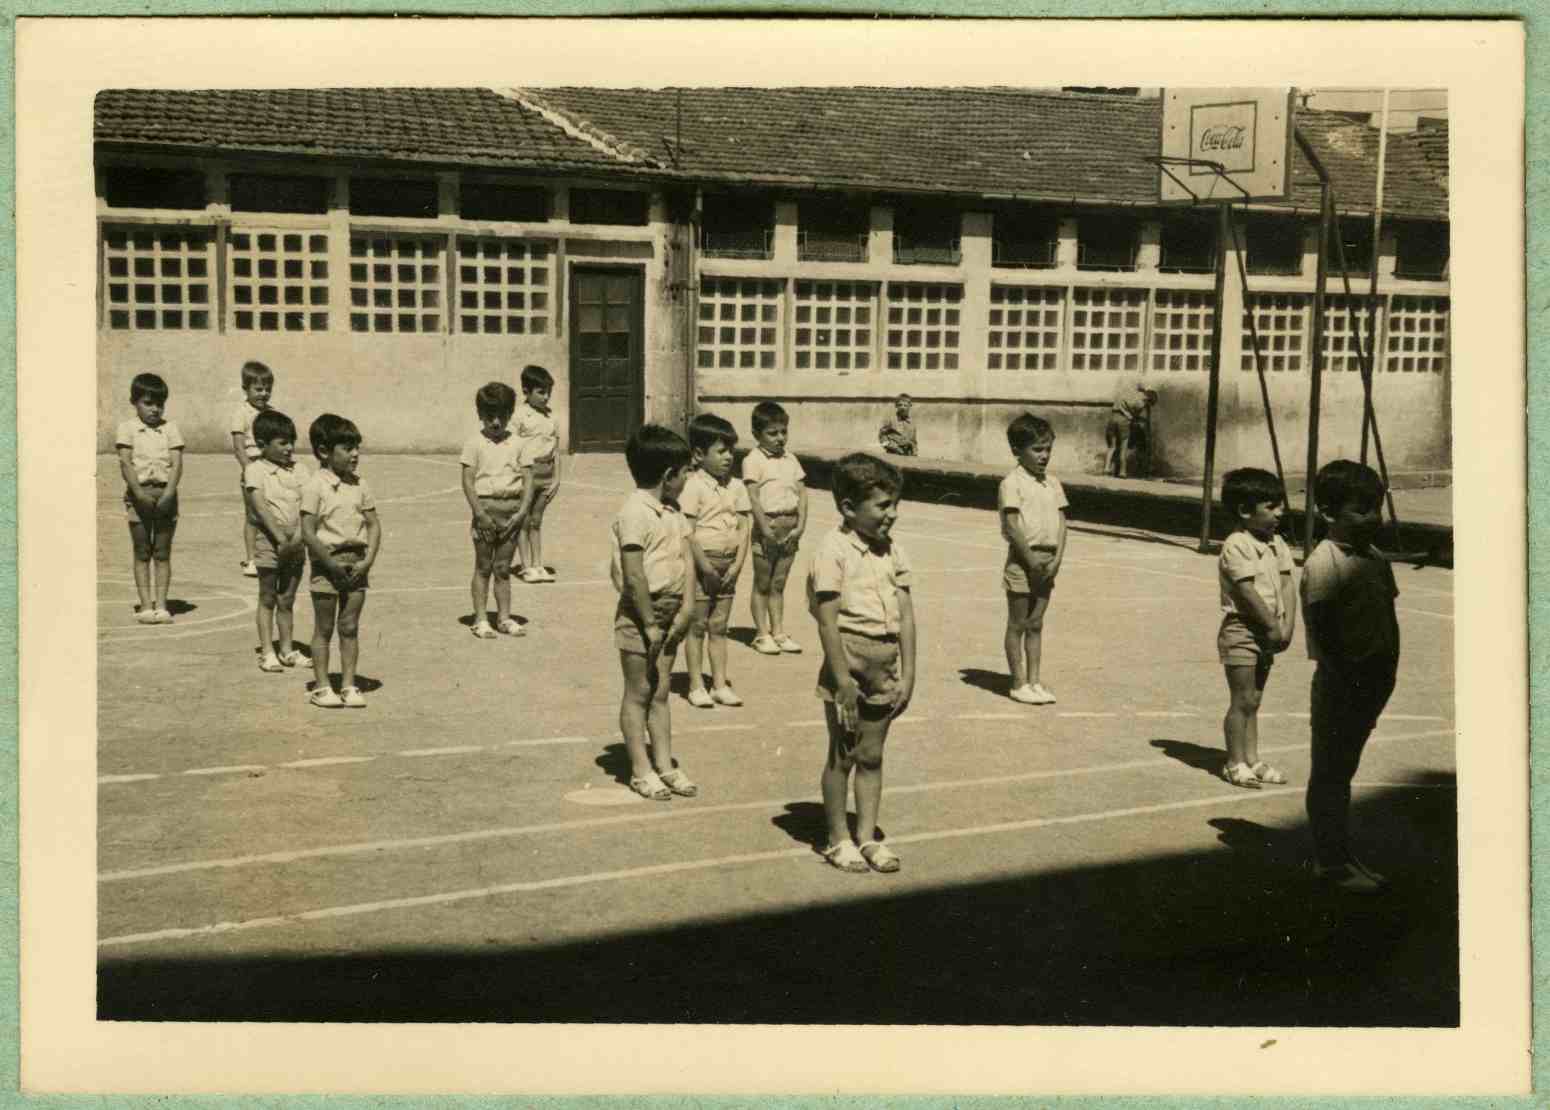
[999,413,1067,705]
[809,453,916,874]
[245,409,309,671]
[743,401,808,655]
[680,414,752,709]
[462,381,532,638]
[115,372,184,624]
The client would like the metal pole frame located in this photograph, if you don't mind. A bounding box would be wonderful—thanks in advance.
[1198,202,1232,552]
[1297,129,1332,557]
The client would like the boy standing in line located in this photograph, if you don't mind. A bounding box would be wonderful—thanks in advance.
[230,360,275,576]
[998,413,1067,705]
[743,400,808,655]
[115,372,184,624]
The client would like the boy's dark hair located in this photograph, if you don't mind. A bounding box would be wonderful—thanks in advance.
[252,409,298,447]
[476,381,518,420]
[129,372,169,404]
[751,400,789,435]
[896,393,912,403]
[309,412,362,460]
[520,364,555,394]
[625,423,691,487]
[1313,459,1385,515]
[831,452,904,510]
[240,360,274,389]
[688,412,738,453]
[1221,467,1285,517]
[1007,412,1055,453]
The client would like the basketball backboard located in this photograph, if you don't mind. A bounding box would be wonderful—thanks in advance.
[1158,88,1296,203]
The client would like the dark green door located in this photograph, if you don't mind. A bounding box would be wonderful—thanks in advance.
[570,266,644,452]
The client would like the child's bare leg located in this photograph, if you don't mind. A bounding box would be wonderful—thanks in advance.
[751,553,773,636]
[492,533,517,623]
[337,590,367,690]
[311,593,338,690]
[256,570,278,653]
[1223,664,1262,767]
[618,650,655,778]
[1004,593,1031,688]
[471,539,493,623]
[684,602,709,693]
[150,520,175,611]
[1024,594,1050,686]
[647,640,677,772]
[275,566,299,654]
[243,516,258,563]
[707,605,732,690]
[128,522,153,611]
[821,704,856,847]
[528,520,545,573]
[768,550,794,637]
[851,712,891,845]
[514,527,534,573]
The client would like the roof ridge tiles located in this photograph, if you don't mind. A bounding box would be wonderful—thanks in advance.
[497,87,661,168]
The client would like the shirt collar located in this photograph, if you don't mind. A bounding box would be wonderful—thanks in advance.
[635,489,668,515]
[840,525,888,556]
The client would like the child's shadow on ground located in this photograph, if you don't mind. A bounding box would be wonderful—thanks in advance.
[308,674,384,693]
[771,802,886,851]
[959,668,1010,697]
[726,626,760,649]
[1150,737,1224,779]
[456,612,529,631]
[165,599,198,616]
[595,742,685,786]
[1207,816,1291,858]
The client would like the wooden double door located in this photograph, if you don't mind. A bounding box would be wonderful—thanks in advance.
[569,265,644,453]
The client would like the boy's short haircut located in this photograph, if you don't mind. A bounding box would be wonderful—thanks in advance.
[1007,412,1055,452]
[625,423,691,487]
[252,409,298,447]
[1313,459,1385,515]
[751,400,789,435]
[1221,467,1285,517]
[688,412,738,453]
[240,360,274,389]
[896,393,912,403]
[476,381,518,419]
[831,452,904,510]
[309,412,362,459]
[519,364,555,394]
[129,372,169,404]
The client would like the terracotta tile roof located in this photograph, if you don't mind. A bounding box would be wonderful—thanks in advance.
[1285,110,1447,219]
[1411,121,1450,194]
[94,88,630,171]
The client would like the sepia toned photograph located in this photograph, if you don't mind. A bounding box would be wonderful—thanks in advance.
[17,16,1528,1098]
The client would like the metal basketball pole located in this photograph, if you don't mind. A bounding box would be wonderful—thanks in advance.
[1197,201,1232,552]
[1298,130,1332,557]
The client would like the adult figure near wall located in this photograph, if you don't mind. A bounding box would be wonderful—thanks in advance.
[1105,376,1158,479]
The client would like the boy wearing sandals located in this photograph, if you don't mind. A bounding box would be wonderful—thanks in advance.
[301,414,380,709]
[462,381,532,639]
[1302,460,1401,894]
[611,424,700,801]
[245,410,309,672]
[511,364,562,583]
[680,413,752,710]
[809,453,916,874]
[743,400,808,656]
[1216,467,1295,788]
[115,372,184,625]
[999,413,1067,706]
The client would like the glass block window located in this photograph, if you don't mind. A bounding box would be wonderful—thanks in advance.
[1150,289,1215,371]
[885,283,961,370]
[1240,292,1309,372]
[1385,295,1449,373]
[987,285,1063,371]
[229,230,330,333]
[102,226,214,331]
[1320,294,1383,373]
[1070,286,1146,370]
[697,277,782,370]
[455,237,550,335]
[793,280,875,371]
[348,234,444,333]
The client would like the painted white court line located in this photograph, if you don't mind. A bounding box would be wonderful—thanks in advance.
[398,745,488,758]
[680,723,757,734]
[1135,712,1198,718]
[279,756,376,769]
[183,765,267,777]
[99,774,160,785]
[959,712,1025,721]
[504,735,594,749]
[1059,711,1117,718]
[98,726,1454,883]
[98,592,256,641]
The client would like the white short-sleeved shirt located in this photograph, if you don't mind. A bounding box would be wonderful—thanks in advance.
[513,403,560,466]
[1219,530,1294,620]
[806,526,912,638]
[610,490,689,597]
[678,469,751,554]
[460,430,525,497]
[229,401,267,460]
[742,447,806,514]
[115,418,185,484]
[244,457,309,531]
[301,469,377,551]
[1300,539,1400,663]
[998,466,1068,550]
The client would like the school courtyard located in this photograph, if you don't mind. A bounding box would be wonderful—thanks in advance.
[96,451,1457,1025]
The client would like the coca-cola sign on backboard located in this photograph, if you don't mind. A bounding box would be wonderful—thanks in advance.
[1159,88,1295,203]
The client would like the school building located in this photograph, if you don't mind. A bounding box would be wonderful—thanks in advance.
[94,87,1450,478]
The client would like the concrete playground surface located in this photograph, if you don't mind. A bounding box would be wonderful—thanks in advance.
[97,453,1458,1025]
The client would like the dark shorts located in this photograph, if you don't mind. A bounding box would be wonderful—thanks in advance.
[1003,548,1057,596]
[614,592,683,655]
[753,511,800,560]
[817,630,901,708]
[310,548,370,596]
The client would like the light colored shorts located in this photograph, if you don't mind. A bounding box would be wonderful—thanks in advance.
[310,547,370,596]
[254,529,305,572]
[614,592,683,655]
[471,495,524,544]
[817,629,901,708]
[123,483,178,526]
[753,511,800,559]
[1003,548,1057,596]
[1217,614,1273,669]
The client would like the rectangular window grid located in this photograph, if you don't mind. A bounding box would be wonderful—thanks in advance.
[987,285,1063,371]
[1385,295,1449,373]
[1150,289,1215,371]
[697,278,782,370]
[103,226,214,331]
[229,230,330,332]
[793,281,874,371]
[1240,293,1309,372]
[1070,286,1146,371]
[1320,294,1383,373]
[885,283,961,370]
[456,238,550,335]
[349,234,444,334]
